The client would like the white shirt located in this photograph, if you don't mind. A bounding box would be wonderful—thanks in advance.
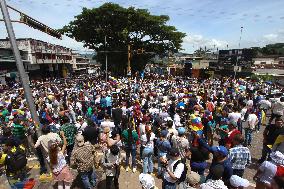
[228,112,241,123]
[101,120,115,128]
[272,101,284,116]
[141,133,155,148]
[243,113,258,129]
[35,132,62,156]
[139,123,146,136]
[164,158,185,183]
[259,100,271,110]
[259,161,277,184]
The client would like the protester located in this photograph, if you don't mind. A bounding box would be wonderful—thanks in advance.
[228,134,251,177]
[122,122,139,173]
[162,148,186,189]
[141,126,155,174]
[102,144,121,189]
[259,117,284,164]
[70,135,97,189]
[48,131,73,189]
[200,164,228,189]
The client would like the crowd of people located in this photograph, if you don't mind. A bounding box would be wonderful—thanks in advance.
[0,73,284,189]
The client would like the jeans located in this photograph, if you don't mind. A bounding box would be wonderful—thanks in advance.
[238,121,243,134]
[66,144,74,165]
[36,147,47,174]
[244,128,253,146]
[106,176,119,189]
[125,145,137,168]
[162,179,176,189]
[158,151,167,176]
[233,169,244,177]
[142,147,154,174]
[260,144,272,162]
[79,169,96,189]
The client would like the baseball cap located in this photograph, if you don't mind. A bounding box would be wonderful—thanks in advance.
[139,173,155,189]
[160,130,168,138]
[212,146,228,156]
[229,120,238,127]
[177,127,186,135]
[229,175,250,187]
[76,135,85,147]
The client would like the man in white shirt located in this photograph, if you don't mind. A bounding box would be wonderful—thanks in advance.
[243,109,258,146]
[269,97,284,124]
[163,148,185,189]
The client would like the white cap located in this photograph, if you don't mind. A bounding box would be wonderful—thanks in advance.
[139,174,155,189]
[229,175,250,187]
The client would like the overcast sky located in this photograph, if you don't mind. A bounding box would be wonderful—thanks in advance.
[1,0,284,53]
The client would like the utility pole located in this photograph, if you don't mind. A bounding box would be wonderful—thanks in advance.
[105,36,108,82]
[0,0,40,125]
[234,26,243,79]
[127,44,131,76]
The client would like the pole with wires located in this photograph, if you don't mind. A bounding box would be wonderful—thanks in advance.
[0,0,40,126]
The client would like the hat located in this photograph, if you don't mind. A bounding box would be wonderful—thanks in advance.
[177,127,186,135]
[230,175,250,187]
[228,120,238,127]
[270,151,284,165]
[139,173,155,189]
[212,146,228,156]
[186,171,200,186]
[76,135,85,147]
[160,130,168,138]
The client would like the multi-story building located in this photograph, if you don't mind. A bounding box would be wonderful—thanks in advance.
[72,53,91,74]
[218,49,254,70]
[0,38,74,78]
[0,38,100,82]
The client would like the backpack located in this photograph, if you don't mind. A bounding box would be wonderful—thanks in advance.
[5,147,27,173]
[173,159,187,184]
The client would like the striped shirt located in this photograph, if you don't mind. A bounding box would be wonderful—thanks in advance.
[229,145,251,170]
[12,124,25,139]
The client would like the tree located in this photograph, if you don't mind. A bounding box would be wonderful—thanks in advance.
[60,3,186,75]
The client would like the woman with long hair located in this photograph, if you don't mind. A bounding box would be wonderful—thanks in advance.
[122,121,139,173]
[141,126,155,174]
[48,131,73,189]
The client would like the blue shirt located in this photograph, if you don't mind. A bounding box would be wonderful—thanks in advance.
[106,96,112,107]
[156,139,171,154]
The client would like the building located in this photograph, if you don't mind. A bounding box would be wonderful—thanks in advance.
[0,38,74,78]
[253,56,284,69]
[72,53,91,74]
[218,48,254,70]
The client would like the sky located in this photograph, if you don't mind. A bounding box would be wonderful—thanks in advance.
[0,0,284,53]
